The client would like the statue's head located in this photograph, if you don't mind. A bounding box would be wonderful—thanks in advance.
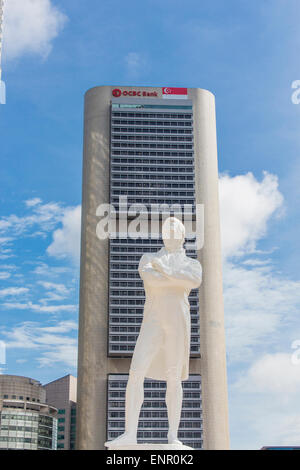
[162,217,185,252]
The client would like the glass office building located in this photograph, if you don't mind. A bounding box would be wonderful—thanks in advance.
[0,375,57,450]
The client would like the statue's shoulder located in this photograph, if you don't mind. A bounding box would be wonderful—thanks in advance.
[139,252,155,265]
[139,249,162,268]
[185,255,202,269]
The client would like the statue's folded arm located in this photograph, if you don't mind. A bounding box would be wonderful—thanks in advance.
[153,258,202,290]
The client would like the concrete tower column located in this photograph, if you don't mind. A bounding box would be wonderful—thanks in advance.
[76,86,111,450]
[191,88,230,450]
[77,86,133,450]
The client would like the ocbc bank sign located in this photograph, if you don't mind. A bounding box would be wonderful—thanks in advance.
[112,88,158,98]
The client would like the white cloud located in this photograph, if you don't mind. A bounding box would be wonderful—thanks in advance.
[124,52,146,77]
[1,320,78,368]
[25,198,42,208]
[47,205,81,264]
[0,272,11,280]
[235,353,300,395]
[3,0,67,61]
[0,200,65,236]
[38,281,68,295]
[230,353,300,448]
[0,287,29,297]
[32,262,72,277]
[223,261,300,364]
[1,301,77,313]
[37,280,70,301]
[219,172,284,259]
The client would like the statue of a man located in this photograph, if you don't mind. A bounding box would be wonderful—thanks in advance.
[105,217,202,447]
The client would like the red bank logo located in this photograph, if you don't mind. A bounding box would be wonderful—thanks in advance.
[112,89,122,97]
[112,88,158,98]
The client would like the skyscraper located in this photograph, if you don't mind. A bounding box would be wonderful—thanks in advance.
[77,86,230,450]
[44,375,77,450]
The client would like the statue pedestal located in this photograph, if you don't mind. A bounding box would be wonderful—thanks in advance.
[105,443,194,451]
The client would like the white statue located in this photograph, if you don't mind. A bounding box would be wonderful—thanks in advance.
[105,217,202,448]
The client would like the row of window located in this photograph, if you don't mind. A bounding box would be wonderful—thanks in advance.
[1,414,39,421]
[111,173,194,182]
[110,299,198,306]
[112,143,193,150]
[111,151,193,158]
[109,315,199,323]
[111,182,194,188]
[108,421,201,429]
[0,425,36,432]
[108,411,202,418]
[112,174,194,181]
[112,158,194,165]
[112,113,193,119]
[112,128,193,135]
[110,326,199,334]
[110,238,196,245]
[109,345,200,353]
[110,246,196,254]
[109,391,201,399]
[111,164,194,171]
[1,395,40,402]
[112,135,193,142]
[112,200,195,208]
[108,380,201,389]
[112,120,192,126]
[108,401,202,409]
[111,192,195,199]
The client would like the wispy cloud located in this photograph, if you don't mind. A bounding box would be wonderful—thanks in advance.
[1,301,77,314]
[0,287,29,297]
[124,51,147,78]
[2,320,78,368]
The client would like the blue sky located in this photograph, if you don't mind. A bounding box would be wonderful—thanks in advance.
[0,0,300,449]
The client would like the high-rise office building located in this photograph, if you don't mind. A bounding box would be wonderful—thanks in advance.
[0,375,57,450]
[44,375,77,450]
[77,86,230,450]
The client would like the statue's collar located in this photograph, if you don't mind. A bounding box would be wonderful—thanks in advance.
[159,246,186,256]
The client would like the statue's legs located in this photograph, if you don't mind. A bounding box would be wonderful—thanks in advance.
[105,322,163,446]
[164,324,185,445]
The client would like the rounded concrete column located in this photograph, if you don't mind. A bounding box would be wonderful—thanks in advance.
[191,88,230,450]
[76,86,112,450]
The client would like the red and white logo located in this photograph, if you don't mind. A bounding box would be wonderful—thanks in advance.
[162,87,188,99]
[112,89,122,97]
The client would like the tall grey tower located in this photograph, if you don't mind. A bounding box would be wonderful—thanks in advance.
[76,86,230,450]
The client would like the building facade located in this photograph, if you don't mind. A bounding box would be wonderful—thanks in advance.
[44,374,77,450]
[77,86,230,450]
[0,375,57,450]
